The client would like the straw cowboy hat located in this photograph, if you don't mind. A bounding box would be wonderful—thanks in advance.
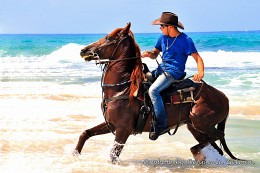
[152,12,184,30]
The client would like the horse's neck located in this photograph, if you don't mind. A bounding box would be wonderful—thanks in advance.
[104,44,137,84]
[103,56,136,98]
[103,41,141,99]
[104,62,132,83]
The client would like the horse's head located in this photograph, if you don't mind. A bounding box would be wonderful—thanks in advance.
[80,23,133,61]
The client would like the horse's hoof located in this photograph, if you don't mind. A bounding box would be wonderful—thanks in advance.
[110,156,120,164]
[192,151,206,162]
[190,145,206,162]
[72,150,80,156]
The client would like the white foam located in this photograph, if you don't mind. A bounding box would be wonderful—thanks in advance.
[190,51,260,68]
[141,50,260,69]
[45,43,83,63]
[199,144,228,167]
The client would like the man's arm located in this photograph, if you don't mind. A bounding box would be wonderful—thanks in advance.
[191,52,204,81]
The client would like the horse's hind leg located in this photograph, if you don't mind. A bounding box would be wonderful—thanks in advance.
[187,123,223,161]
[187,123,208,160]
[74,122,112,154]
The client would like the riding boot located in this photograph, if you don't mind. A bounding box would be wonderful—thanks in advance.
[149,120,159,140]
[149,120,169,140]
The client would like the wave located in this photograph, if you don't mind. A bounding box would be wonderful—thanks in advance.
[44,43,84,63]
[1,43,259,104]
[1,43,260,86]
[143,50,260,70]
[198,51,260,68]
[1,42,260,67]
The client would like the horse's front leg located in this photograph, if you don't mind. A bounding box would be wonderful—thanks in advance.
[74,122,111,154]
[110,127,131,163]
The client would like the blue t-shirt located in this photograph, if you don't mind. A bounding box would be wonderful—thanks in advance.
[154,33,197,79]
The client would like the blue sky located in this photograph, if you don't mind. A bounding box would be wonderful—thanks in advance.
[0,0,259,34]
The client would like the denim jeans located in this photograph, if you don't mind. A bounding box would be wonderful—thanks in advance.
[148,72,175,129]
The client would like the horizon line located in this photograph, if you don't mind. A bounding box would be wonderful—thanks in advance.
[0,30,260,35]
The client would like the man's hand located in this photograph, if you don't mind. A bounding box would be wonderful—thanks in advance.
[193,73,204,81]
[141,48,160,59]
[141,50,150,58]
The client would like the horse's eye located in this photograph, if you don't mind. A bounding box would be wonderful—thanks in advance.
[106,36,117,44]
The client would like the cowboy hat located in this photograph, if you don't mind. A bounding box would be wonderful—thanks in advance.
[151,12,184,30]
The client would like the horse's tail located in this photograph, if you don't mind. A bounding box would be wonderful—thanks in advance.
[217,114,241,160]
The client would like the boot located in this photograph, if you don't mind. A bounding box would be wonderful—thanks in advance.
[149,120,169,140]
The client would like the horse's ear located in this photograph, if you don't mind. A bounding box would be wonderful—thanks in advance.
[121,22,131,35]
[126,22,131,30]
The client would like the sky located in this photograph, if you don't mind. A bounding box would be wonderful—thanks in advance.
[0,0,259,34]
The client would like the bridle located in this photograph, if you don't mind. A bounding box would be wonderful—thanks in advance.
[86,33,140,66]
[86,33,141,88]
[83,33,141,88]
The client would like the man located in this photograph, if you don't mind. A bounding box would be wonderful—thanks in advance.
[142,12,204,139]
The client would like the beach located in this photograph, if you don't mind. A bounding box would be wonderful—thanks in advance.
[0,32,260,172]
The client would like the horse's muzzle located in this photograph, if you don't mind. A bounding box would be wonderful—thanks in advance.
[80,49,87,57]
[80,49,98,61]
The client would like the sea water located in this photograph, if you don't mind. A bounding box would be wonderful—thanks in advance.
[0,31,259,172]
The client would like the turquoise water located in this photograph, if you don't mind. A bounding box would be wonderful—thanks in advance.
[187,31,260,52]
[1,31,260,57]
[0,34,104,57]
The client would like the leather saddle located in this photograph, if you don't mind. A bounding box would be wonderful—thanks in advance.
[142,63,198,104]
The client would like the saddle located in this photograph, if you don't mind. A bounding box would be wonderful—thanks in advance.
[142,63,198,104]
[134,63,198,134]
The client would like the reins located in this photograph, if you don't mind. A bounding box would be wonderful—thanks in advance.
[95,57,140,65]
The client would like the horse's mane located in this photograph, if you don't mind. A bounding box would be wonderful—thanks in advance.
[128,31,143,104]
[108,28,121,37]
[109,28,143,104]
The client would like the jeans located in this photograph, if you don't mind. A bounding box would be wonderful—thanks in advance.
[148,72,175,129]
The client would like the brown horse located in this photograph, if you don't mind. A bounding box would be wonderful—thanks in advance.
[75,23,240,163]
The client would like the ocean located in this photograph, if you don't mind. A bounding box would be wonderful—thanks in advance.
[0,31,259,173]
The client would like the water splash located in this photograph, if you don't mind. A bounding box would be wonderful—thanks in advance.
[198,144,228,167]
